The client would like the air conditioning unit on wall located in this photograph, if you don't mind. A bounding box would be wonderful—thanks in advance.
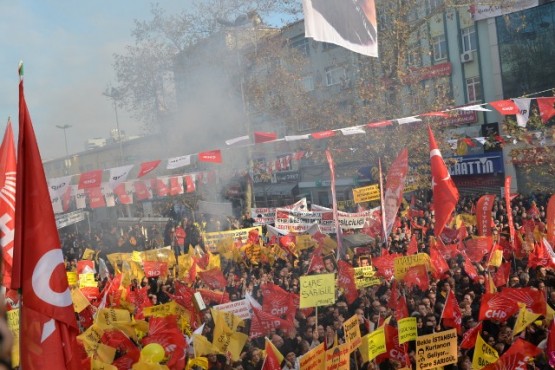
[460,51,474,63]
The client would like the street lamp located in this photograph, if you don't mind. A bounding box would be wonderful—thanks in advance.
[103,86,125,165]
[56,124,71,174]
[56,124,71,158]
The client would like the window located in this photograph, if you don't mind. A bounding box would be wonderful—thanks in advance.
[466,76,482,103]
[461,27,477,52]
[301,75,315,92]
[290,35,310,57]
[432,35,447,61]
[325,66,346,86]
[407,43,421,67]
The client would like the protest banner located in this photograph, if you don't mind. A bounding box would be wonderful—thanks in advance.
[354,266,380,288]
[300,273,336,308]
[393,253,430,279]
[343,314,362,352]
[368,327,387,361]
[398,317,417,344]
[325,342,350,370]
[415,329,458,369]
[67,271,78,286]
[79,273,97,288]
[203,226,262,252]
[213,299,252,320]
[352,184,380,203]
[300,342,325,370]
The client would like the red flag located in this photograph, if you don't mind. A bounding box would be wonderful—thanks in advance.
[505,177,516,248]
[406,234,418,255]
[311,130,336,139]
[133,180,152,200]
[547,320,555,367]
[86,187,106,208]
[476,195,496,236]
[489,99,520,115]
[198,150,222,163]
[137,159,161,178]
[169,176,184,195]
[262,337,283,370]
[460,321,482,349]
[184,175,196,193]
[337,260,358,304]
[250,306,294,339]
[261,283,296,320]
[198,288,230,304]
[198,268,227,290]
[442,290,462,334]
[493,262,511,287]
[463,236,493,263]
[151,178,169,197]
[307,245,325,273]
[537,97,555,123]
[478,293,519,322]
[481,338,541,370]
[499,287,546,315]
[114,183,133,204]
[428,126,459,236]
[372,253,400,280]
[404,264,429,291]
[461,252,479,282]
[14,76,80,369]
[254,131,277,143]
[0,120,16,289]
[78,169,103,189]
[429,242,449,279]
[143,261,168,278]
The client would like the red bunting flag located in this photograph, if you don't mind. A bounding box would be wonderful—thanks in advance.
[184,175,196,193]
[0,120,16,289]
[137,159,161,178]
[537,97,555,123]
[489,99,520,115]
[428,126,459,236]
[13,75,81,369]
[441,289,462,334]
[169,175,184,195]
[86,187,106,208]
[198,150,222,163]
[151,178,169,197]
[367,120,393,128]
[114,183,133,204]
[254,131,277,143]
[133,180,152,201]
[311,130,336,139]
[78,169,103,189]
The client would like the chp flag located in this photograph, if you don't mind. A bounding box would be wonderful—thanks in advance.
[13,66,81,369]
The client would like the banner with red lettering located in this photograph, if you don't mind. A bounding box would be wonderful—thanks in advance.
[476,195,496,236]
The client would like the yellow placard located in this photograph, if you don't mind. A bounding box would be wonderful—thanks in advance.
[7,309,20,368]
[354,266,380,288]
[367,327,386,361]
[343,314,362,353]
[398,317,417,344]
[300,342,325,370]
[352,184,380,203]
[71,288,92,313]
[132,250,143,263]
[96,308,132,327]
[300,273,336,308]
[416,329,458,370]
[297,235,316,251]
[79,272,98,288]
[325,342,350,370]
[67,271,78,286]
[393,253,430,280]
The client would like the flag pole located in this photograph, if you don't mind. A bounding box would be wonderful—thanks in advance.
[378,158,388,248]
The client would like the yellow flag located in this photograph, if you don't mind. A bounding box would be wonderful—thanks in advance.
[472,334,498,370]
[6,309,20,368]
[132,250,143,263]
[192,334,218,357]
[186,357,209,370]
[488,249,503,267]
[513,303,541,335]
[367,327,386,361]
[207,251,221,270]
[71,288,91,313]
[211,308,244,332]
[95,343,117,364]
[82,248,97,260]
[359,333,370,364]
[546,303,555,323]
[91,358,118,370]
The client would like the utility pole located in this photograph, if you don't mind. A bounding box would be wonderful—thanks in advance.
[103,86,125,165]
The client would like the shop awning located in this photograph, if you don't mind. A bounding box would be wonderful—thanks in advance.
[254,183,298,196]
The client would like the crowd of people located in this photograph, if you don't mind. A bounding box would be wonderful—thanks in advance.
[47,191,555,369]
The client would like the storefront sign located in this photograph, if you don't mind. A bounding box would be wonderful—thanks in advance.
[447,153,504,176]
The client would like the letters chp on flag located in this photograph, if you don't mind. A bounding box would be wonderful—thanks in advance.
[428,126,459,236]
[0,120,16,289]
[13,70,81,369]
[78,169,103,189]
[198,149,222,163]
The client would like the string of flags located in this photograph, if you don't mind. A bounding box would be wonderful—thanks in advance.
[47,91,555,211]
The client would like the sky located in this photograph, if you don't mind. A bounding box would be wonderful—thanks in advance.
[0,1,190,161]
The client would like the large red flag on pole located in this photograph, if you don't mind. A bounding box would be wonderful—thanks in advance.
[428,126,459,236]
[0,120,16,289]
[13,65,81,369]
